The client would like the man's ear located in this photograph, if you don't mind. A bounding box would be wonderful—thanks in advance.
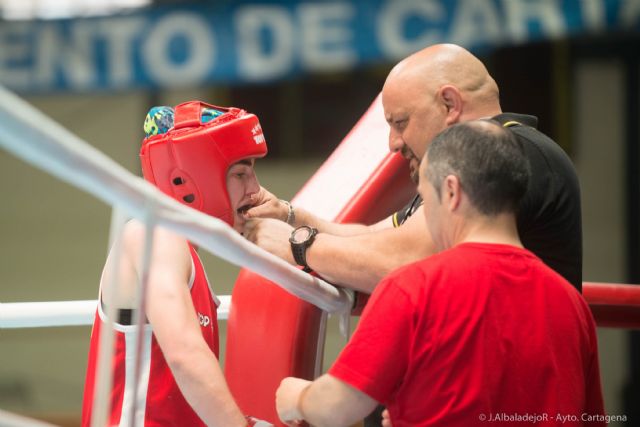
[439,85,462,126]
[443,175,462,211]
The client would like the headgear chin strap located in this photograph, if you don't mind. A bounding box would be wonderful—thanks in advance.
[140,101,268,226]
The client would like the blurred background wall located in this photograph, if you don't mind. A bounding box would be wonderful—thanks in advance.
[0,0,638,425]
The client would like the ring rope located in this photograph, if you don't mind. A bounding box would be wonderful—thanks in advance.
[0,297,232,329]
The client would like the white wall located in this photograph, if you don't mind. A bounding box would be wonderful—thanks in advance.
[573,60,630,424]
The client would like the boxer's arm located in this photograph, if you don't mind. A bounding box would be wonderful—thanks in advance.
[122,223,247,427]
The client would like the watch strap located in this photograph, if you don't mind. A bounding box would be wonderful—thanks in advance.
[292,243,312,272]
[290,226,317,272]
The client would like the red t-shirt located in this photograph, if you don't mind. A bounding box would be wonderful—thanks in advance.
[329,243,604,426]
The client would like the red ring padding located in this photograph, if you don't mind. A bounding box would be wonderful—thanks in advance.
[583,282,640,329]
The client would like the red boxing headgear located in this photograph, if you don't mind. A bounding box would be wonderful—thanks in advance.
[140,101,268,226]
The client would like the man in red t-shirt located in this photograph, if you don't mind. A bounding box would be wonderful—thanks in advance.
[275,120,604,427]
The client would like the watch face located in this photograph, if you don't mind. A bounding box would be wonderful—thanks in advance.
[292,226,312,244]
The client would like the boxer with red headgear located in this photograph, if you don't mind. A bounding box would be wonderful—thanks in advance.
[140,101,267,230]
[82,102,272,427]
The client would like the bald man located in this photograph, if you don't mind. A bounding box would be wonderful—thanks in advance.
[244,43,582,293]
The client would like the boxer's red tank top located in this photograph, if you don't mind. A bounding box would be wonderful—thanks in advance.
[82,244,219,426]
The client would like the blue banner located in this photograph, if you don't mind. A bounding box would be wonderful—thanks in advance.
[0,0,638,93]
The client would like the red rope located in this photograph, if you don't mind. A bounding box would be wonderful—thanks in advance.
[583,282,640,329]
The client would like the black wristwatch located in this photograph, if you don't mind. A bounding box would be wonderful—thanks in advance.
[289,225,318,272]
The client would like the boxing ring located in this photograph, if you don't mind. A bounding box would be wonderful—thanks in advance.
[1,86,640,426]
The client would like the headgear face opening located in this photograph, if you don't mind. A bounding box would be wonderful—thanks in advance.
[140,101,268,226]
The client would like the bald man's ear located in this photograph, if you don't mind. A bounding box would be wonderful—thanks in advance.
[439,85,462,125]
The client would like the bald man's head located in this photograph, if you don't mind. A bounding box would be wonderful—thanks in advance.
[382,44,502,183]
[386,44,500,109]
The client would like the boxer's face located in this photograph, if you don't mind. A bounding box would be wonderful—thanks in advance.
[227,158,261,232]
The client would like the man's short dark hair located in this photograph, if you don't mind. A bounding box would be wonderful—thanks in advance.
[425,120,531,216]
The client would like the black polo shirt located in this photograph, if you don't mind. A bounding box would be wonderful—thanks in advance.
[393,113,583,292]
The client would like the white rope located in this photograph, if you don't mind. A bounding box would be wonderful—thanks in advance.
[0,84,351,314]
[0,410,58,427]
[0,296,233,328]
[0,300,99,328]
[128,217,155,426]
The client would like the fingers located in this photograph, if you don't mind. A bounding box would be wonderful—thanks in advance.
[242,218,259,242]
[249,190,269,207]
[276,377,311,424]
[245,201,277,219]
[246,199,288,221]
[249,187,276,210]
[257,186,277,201]
[245,188,289,221]
[381,409,392,427]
